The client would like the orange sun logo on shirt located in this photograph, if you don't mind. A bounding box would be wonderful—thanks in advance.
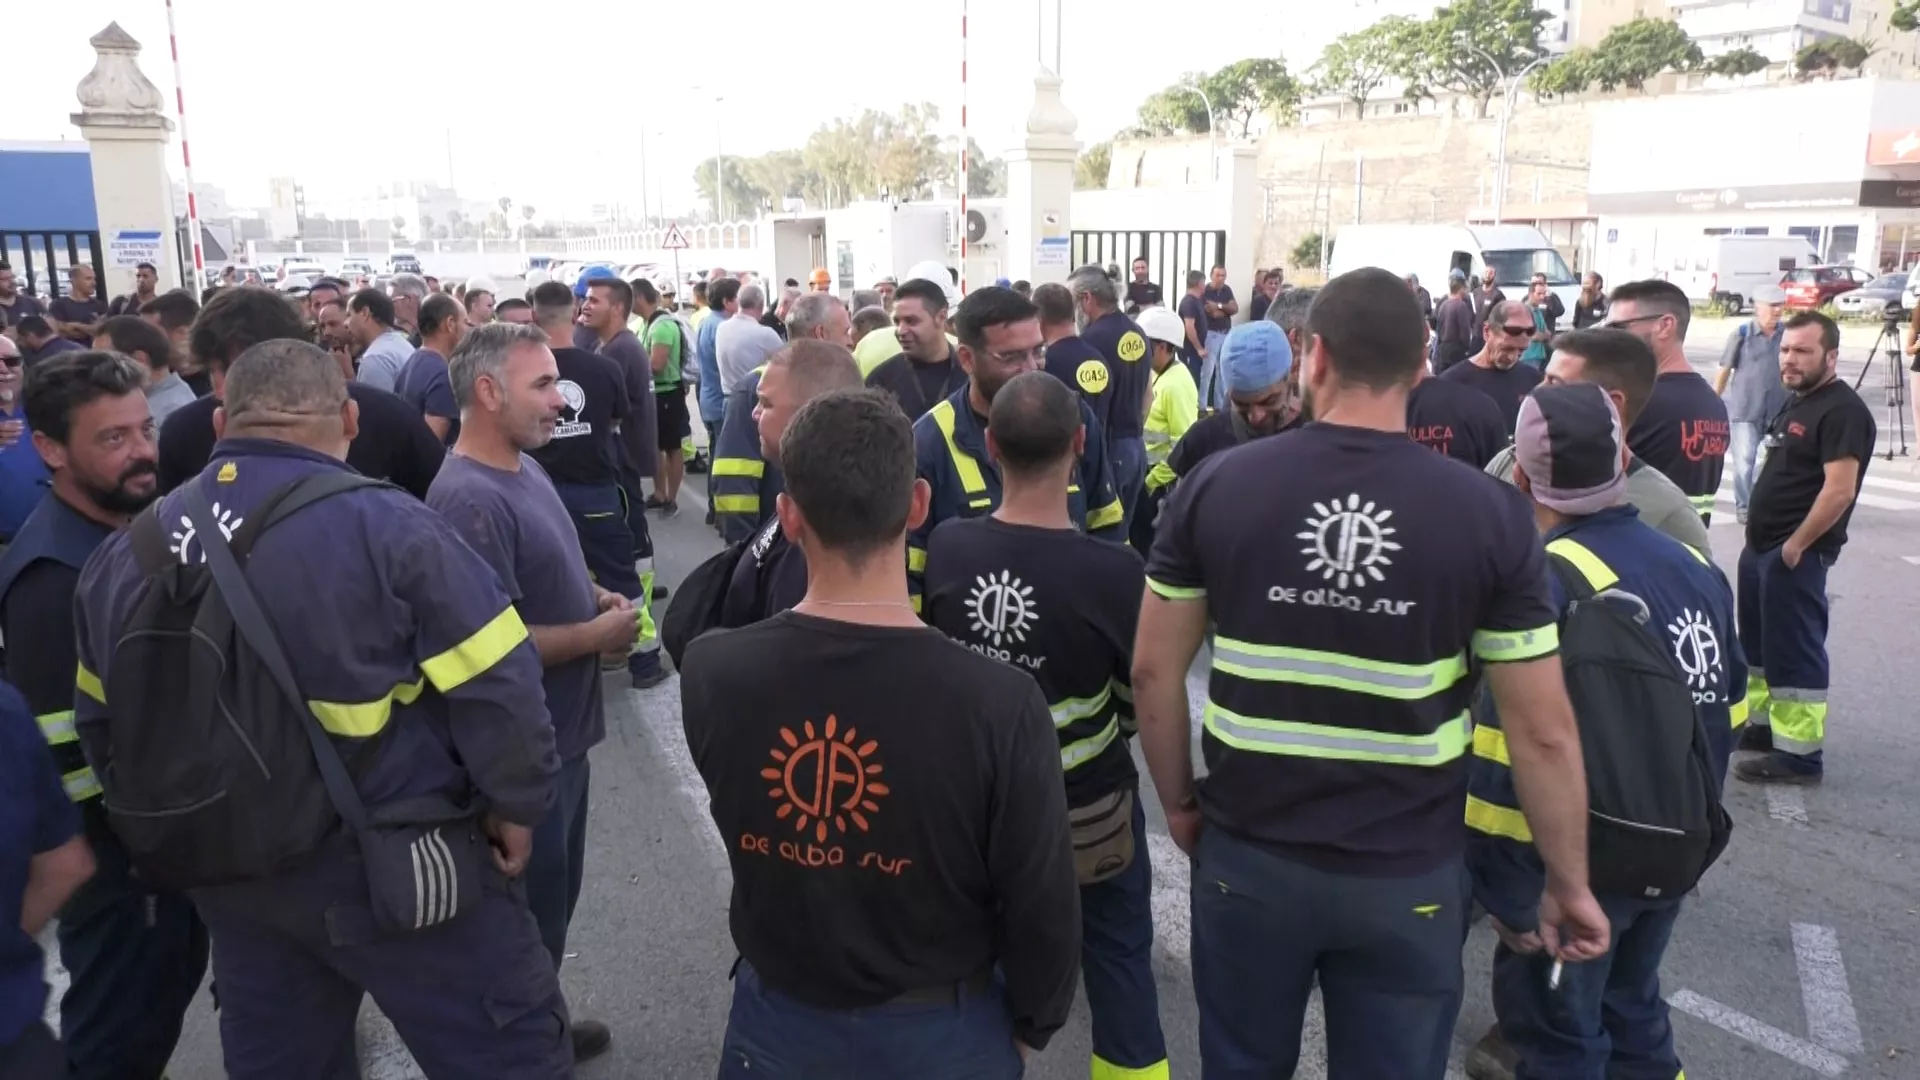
[763,715,888,845]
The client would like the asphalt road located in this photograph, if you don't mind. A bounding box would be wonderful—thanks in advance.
[119,342,1920,1078]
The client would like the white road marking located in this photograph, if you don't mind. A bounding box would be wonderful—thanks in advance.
[1667,990,1849,1077]
[1903,555,1920,566]
[39,929,64,1031]
[358,1007,425,1080]
[1764,785,1810,828]
[1791,923,1864,1055]
[1714,482,1920,512]
[1147,832,1191,966]
[631,676,728,868]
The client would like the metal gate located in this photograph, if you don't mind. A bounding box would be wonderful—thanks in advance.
[0,231,105,303]
[1069,230,1227,299]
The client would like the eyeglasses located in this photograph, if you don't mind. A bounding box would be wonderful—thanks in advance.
[1497,324,1534,337]
[1604,314,1665,330]
[986,346,1046,365]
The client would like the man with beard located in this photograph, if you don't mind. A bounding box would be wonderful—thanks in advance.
[1162,297,1312,487]
[429,324,630,1063]
[0,351,208,1080]
[718,340,863,628]
[906,287,1124,612]
[1439,299,1545,438]
[107,262,159,318]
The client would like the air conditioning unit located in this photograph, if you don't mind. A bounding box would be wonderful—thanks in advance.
[965,206,1006,251]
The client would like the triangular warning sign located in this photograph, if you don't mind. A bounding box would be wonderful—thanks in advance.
[661,224,690,250]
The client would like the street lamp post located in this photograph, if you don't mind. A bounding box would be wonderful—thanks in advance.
[714,98,726,223]
[1179,85,1218,182]
[1469,45,1551,226]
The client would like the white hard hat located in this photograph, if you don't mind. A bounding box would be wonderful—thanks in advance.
[902,260,958,305]
[1137,306,1185,349]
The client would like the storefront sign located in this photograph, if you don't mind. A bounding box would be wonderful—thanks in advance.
[1858,180,1920,208]
[1867,129,1920,166]
[1589,182,1865,215]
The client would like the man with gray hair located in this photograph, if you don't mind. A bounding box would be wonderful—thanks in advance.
[429,322,635,1063]
[784,292,852,347]
[1069,264,1152,534]
[717,283,783,395]
[73,336,572,1077]
[386,272,428,341]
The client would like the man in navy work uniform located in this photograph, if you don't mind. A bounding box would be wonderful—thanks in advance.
[1735,311,1876,786]
[710,357,781,544]
[923,372,1168,1080]
[719,340,864,628]
[393,292,469,444]
[0,678,95,1079]
[430,322,635,1063]
[907,286,1124,613]
[1470,382,1743,1079]
[1070,265,1153,535]
[525,282,661,690]
[0,350,207,1080]
[71,339,571,1079]
[682,389,1081,1078]
[1132,268,1611,1078]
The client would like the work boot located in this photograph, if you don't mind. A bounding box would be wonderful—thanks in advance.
[1737,724,1773,753]
[569,1020,612,1063]
[1464,1024,1517,1080]
[1733,752,1822,785]
[652,583,670,601]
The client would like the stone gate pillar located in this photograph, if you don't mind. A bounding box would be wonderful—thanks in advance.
[1004,68,1079,288]
[71,23,181,297]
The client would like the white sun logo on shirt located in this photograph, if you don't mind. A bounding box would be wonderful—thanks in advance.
[965,570,1038,647]
[1299,494,1400,590]
[169,503,244,565]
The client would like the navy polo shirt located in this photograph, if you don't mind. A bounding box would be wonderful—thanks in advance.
[0,680,80,1045]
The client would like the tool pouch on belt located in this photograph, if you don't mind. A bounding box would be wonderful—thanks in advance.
[1069,788,1136,886]
[356,806,487,934]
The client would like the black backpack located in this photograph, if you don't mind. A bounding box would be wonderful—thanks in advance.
[1550,554,1733,900]
[661,538,749,670]
[101,472,388,890]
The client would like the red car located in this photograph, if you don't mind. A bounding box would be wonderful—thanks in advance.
[1780,264,1874,309]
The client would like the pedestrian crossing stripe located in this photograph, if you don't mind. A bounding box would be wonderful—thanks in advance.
[1717,472,1920,511]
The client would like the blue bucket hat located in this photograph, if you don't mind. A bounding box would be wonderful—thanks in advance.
[1221,321,1294,394]
[573,265,618,299]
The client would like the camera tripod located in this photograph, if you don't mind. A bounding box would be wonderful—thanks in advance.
[1856,315,1911,460]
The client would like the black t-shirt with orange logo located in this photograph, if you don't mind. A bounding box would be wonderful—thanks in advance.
[1629,372,1729,522]
[679,612,1082,1049]
[1747,378,1876,556]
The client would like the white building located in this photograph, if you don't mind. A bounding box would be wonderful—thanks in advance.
[1589,77,1920,286]
[1668,0,1894,64]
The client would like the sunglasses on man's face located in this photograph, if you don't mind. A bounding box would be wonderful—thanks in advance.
[1497,323,1534,337]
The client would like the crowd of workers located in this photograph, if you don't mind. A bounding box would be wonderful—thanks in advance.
[0,241,1878,1079]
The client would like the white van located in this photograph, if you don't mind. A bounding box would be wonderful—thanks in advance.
[1665,236,1817,315]
[1328,224,1579,314]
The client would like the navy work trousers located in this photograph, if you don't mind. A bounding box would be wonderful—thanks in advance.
[0,1021,63,1080]
[1191,828,1469,1078]
[525,755,591,970]
[1737,543,1831,765]
[554,479,659,681]
[1109,435,1148,540]
[718,961,1023,1079]
[1492,895,1684,1080]
[55,824,207,1080]
[193,836,573,1080]
[1081,795,1167,1075]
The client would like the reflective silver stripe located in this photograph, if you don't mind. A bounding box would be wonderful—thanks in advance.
[1212,640,1464,697]
[428,829,458,924]
[411,836,428,929]
[37,711,77,744]
[1062,718,1120,771]
[1204,702,1470,765]
[1050,683,1113,729]
[61,768,103,803]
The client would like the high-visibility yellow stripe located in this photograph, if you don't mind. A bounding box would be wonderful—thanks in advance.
[62,767,103,803]
[1086,498,1124,531]
[420,607,528,694]
[1473,724,1511,766]
[1545,537,1620,591]
[307,679,427,738]
[75,663,105,705]
[1204,701,1469,766]
[712,458,764,478]
[1729,695,1749,729]
[929,401,988,495]
[1466,795,1532,842]
[909,594,922,614]
[714,495,760,513]
[37,710,77,745]
[1092,1053,1170,1079]
[1050,683,1114,729]
[1062,717,1120,771]
[1213,638,1466,701]
[1472,623,1560,663]
[906,546,927,573]
[1146,577,1204,601]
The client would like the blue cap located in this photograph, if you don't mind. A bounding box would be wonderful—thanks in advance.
[573,265,618,299]
[994,276,1012,288]
[1222,321,1293,394]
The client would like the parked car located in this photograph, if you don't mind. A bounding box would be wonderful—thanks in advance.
[1781,264,1874,310]
[340,257,377,279]
[1834,272,1909,319]
[1665,235,1817,316]
[387,251,423,276]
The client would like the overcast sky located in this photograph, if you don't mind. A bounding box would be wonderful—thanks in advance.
[12,1,1344,217]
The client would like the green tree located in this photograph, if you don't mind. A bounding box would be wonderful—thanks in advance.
[958,138,1007,197]
[1795,37,1872,80]
[1314,18,1419,112]
[1396,0,1550,118]
[1290,231,1325,270]
[1076,140,1113,190]
[1894,0,1920,32]
[1705,46,1771,78]
[1527,47,1596,98]
[1130,73,1214,136]
[1584,17,1701,91]
[1204,58,1303,135]
[692,155,772,219]
[389,214,407,237]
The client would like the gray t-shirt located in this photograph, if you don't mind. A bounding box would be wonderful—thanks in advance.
[427,453,606,762]
[144,373,198,430]
[356,330,415,392]
[716,314,784,394]
[1718,322,1788,424]
[1485,444,1712,555]
[596,329,658,479]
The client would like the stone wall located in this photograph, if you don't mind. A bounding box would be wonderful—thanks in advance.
[1108,97,1602,274]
